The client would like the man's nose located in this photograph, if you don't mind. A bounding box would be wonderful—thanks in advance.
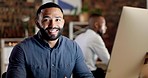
[48,20,54,27]
[105,25,107,30]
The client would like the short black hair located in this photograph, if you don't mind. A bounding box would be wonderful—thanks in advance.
[89,13,102,18]
[36,2,63,16]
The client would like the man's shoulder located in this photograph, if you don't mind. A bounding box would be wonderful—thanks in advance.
[17,36,36,47]
[21,36,34,43]
[61,36,78,46]
[61,36,73,42]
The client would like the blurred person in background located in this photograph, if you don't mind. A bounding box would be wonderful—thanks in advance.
[75,13,110,78]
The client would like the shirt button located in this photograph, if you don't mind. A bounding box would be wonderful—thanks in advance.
[52,64,55,66]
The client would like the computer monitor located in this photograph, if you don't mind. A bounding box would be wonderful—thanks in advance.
[105,6,148,78]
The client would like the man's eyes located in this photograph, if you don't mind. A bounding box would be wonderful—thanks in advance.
[55,18,62,21]
[42,18,49,22]
[42,18,62,22]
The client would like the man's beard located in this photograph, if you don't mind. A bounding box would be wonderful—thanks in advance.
[97,31,103,37]
[40,27,63,41]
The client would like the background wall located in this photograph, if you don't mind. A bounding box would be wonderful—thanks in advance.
[0,0,146,54]
[64,0,146,53]
[0,0,42,38]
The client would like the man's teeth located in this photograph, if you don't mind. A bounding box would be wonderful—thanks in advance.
[49,29,57,32]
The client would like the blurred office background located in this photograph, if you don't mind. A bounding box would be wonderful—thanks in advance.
[0,0,146,77]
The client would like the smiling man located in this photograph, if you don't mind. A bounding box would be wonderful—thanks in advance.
[6,2,94,78]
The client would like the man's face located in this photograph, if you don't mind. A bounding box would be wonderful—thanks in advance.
[100,21,107,34]
[96,17,107,35]
[37,7,65,41]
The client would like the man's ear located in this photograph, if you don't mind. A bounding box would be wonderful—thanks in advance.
[94,22,99,29]
[35,18,42,29]
[63,19,65,23]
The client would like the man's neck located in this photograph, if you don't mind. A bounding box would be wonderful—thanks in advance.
[48,39,58,48]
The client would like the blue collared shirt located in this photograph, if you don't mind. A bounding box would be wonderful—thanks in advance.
[6,33,94,78]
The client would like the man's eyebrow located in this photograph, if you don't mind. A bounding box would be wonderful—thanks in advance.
[55,16,62,18]
[43,16,50,19]
[43,16,62,19]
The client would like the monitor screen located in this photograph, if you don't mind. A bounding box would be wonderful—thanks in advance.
[105,6,148,78]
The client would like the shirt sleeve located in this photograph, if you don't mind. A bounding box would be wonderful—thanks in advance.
[73,43,94,78]
[89,36,110,65]
[6,44,26,78]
